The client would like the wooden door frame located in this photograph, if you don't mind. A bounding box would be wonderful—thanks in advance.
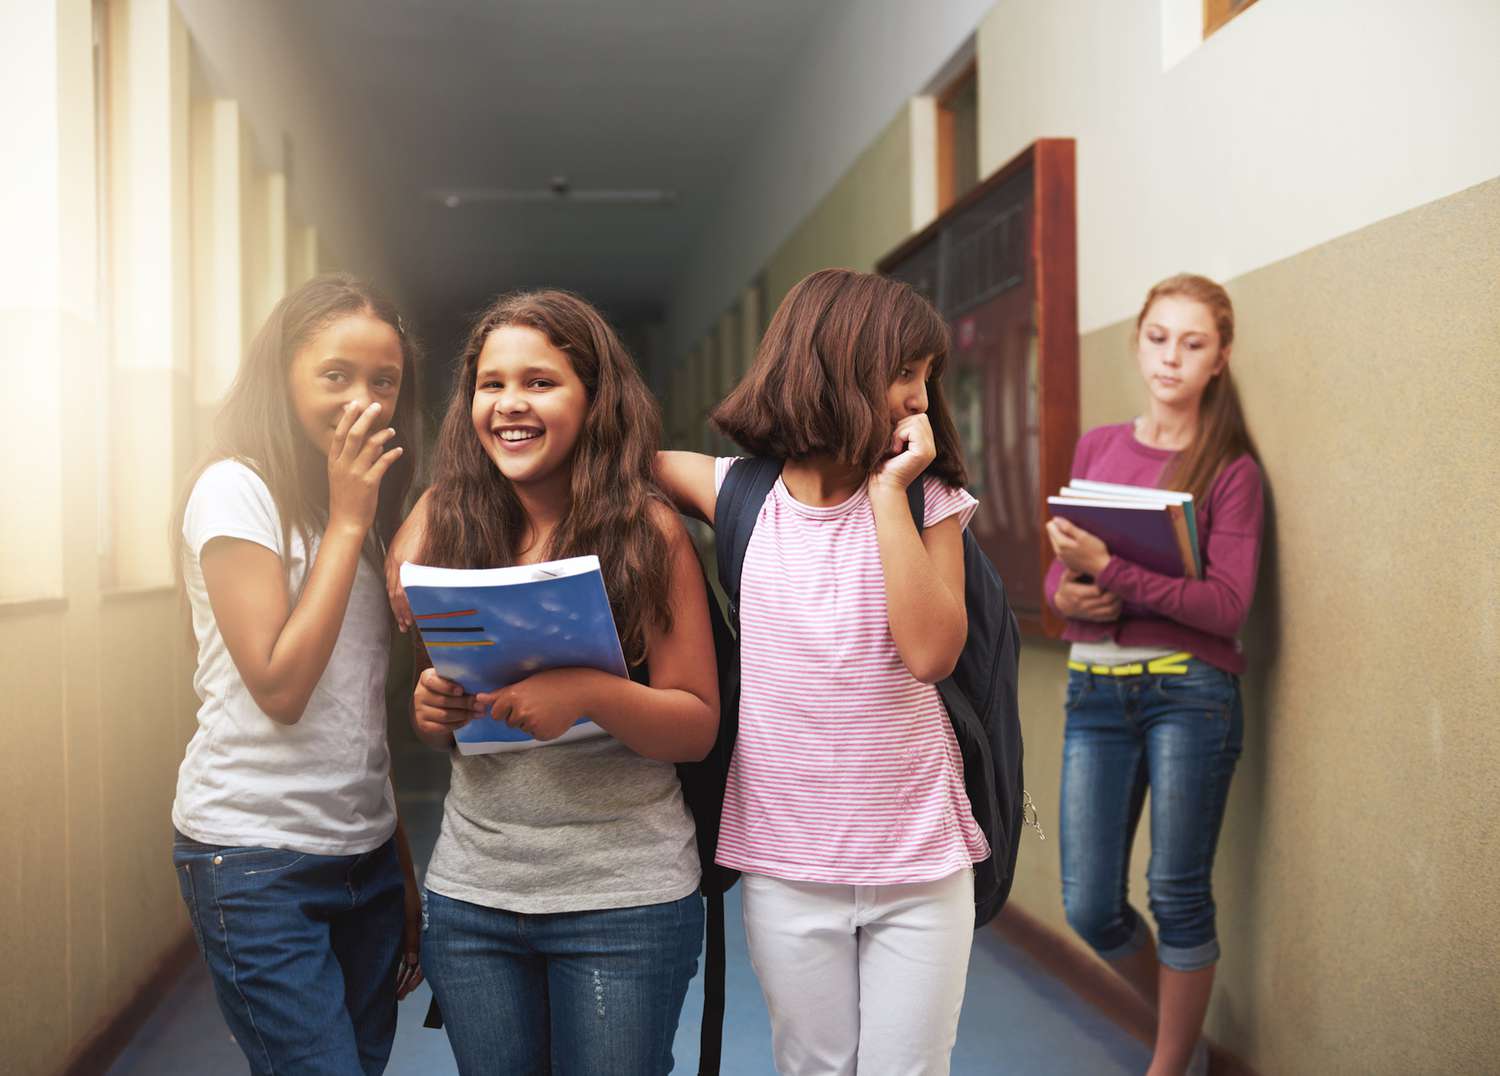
[879,139,1078,638]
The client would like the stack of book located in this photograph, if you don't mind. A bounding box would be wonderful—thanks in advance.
[1047,480,1201,578]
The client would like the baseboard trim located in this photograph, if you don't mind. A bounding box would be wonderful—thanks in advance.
[60,928,197,1076]
[989,903,1261,1076]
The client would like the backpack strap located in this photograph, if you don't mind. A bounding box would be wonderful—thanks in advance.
[906,473,927,532]
[697,457,777,1075]
[714,458,782,623]
[698,889,727,1075]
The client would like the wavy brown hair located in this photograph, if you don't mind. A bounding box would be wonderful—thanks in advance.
[710,268,968,487]
[420,290,671,665]
[1135,274,1260,505]
[174,274,420,577]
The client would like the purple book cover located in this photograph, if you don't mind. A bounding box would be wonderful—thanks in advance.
[1047,498,1190,578]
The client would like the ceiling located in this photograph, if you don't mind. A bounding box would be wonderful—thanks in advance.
[272,0,834,337]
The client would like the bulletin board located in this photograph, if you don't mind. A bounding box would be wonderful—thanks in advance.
[878,139,1078,637]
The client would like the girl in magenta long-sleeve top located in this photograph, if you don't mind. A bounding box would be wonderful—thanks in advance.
[1044,274,1263,1076]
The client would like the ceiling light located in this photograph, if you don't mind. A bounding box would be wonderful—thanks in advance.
[426,182,678,207]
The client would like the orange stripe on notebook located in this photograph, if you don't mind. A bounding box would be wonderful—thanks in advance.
[413,609,479,620]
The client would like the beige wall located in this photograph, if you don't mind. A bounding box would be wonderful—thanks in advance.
[970,0,1500,1069]
[1007,178,1500,1074]
[0,3,378,1071]
[763,106,915,310]
[676,3,1500,1068]
[670,104,916,448]
[0,323,200,1076]
[977,0,1500,334]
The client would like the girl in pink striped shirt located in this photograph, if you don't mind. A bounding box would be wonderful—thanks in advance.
[659,269,987,1076]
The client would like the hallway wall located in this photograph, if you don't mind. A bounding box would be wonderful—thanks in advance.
[1008,178,1500,1074]
[977,0,1500,334]
[1,3,393,1072]
[667,2,1500,1072]
[971,3,1500,1071]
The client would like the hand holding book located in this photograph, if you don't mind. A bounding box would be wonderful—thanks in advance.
[401,555,629,755]
[1046,517,1112,577]
[1047,481,1201,580]
[476,667,602,743]
[412,666,485,749]
[1052,568,1122,622]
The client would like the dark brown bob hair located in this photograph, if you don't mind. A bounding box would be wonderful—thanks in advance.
[710,268,968,487]
[420,290,672,665]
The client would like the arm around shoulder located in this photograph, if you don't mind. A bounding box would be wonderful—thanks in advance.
[654,451,718,526]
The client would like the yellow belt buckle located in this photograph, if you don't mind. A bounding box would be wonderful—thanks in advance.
[1147,652,1192,675]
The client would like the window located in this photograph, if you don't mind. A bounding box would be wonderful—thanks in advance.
[935,62,978,216]
[93,0,114,584]
[1163,0,1261,68]
[1204,0,1260,39]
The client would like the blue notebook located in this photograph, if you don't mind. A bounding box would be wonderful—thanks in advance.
[399,556,627,755]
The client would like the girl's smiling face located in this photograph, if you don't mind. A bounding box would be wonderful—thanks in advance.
[471,325,589,488]
[1135,295,1228,409]
[286,311,404,455]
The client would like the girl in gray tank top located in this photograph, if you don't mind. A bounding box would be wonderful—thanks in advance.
[390,290,719,1075]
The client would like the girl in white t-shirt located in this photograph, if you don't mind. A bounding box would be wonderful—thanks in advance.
[655,269,986,1075]
[172,275,423,1076]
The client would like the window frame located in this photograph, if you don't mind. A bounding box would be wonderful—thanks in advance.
[1203,0,1260,39]
[934,60,978,217]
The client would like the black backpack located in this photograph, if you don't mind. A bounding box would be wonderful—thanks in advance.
[714,458,1028,929]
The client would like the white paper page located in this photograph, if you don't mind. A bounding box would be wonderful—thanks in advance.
[400,554,602,589]
[1067,479,1193,505]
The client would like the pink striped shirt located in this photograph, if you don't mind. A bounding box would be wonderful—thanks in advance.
[713,458,990,886]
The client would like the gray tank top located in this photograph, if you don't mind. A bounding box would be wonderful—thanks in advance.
[424,733,701,914]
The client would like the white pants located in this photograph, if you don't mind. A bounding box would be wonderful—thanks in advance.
[740,868,975,1076]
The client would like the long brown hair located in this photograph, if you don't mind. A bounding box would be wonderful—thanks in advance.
[420,290,671,665]
[1137,273,1260,505]
[174,273,419,574]
[710,269,968,487]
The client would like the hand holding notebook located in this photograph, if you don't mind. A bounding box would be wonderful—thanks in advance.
[1047,481,1201,579]
[400,555,628,755]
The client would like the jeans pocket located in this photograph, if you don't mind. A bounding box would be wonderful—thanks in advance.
[1064,671,1091,711]
[215,847,309,876]
[1152,667,1235,713]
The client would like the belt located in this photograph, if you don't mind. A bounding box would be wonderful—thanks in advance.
[1067,651,1193,676]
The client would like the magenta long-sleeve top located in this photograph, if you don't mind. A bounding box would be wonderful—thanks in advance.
[1043,422,1265,674]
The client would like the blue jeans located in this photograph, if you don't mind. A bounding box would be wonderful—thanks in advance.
[172,830,404,1075]
[423,889,704,1075]
[1058,660,1243,972]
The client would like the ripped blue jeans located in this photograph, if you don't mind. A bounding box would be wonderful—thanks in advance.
[422,888,703,1075]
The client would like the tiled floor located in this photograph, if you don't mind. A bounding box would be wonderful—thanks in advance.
[112,738,1148,1075]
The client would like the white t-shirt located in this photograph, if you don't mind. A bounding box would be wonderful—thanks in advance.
[172,459,397,855]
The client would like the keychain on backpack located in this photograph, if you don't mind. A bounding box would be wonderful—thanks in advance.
[1023,790,1045,841]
